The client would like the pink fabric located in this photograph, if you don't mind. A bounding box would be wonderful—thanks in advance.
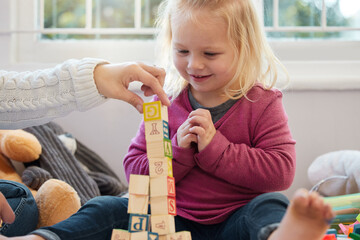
[123,85,296,225]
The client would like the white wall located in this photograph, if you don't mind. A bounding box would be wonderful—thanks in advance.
[1,1,360,198]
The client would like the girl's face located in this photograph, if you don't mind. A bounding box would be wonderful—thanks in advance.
[171,10,237,107]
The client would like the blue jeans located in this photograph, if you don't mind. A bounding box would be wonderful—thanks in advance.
[34,192,288,240]
[0,180,39,237]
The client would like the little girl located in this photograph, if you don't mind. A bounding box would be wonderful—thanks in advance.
[1,0,334,240]
[124,0,334,239]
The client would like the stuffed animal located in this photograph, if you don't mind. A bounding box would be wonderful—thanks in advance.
[23,122,127,203]
[0,129,81,228]
[308,150,360,196]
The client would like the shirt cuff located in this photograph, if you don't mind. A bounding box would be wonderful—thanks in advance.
[70,58,109,111]
[195,131,229,172]
[31,229,61,240]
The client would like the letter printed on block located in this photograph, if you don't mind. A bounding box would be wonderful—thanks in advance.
[151,215,175,235]
[149,157,173,178]
[128,214,150,232]
[144,120,170,143]
[143,101,168,122]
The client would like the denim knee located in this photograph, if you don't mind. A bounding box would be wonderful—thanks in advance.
[82,196,129,226]
[0,180,39,237]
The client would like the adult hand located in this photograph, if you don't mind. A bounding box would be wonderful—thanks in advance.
[0,192,15,224]
[94,62,170,113]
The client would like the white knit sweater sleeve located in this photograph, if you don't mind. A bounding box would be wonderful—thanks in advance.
[0,58,108,129]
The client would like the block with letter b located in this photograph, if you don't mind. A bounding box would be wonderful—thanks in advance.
[128,213,150,232]
[148,157,173,178]
[143,101,168,122]
[150,176,176,197]
[150,196,176,216]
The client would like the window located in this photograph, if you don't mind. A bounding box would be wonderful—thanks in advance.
[8,0,360,90]
[263,0,360,39]
[40,0,161,40]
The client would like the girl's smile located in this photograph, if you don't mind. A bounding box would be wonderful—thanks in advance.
[189,74,213,83]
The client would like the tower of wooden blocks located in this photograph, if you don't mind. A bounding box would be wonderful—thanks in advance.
[111,101,191,240]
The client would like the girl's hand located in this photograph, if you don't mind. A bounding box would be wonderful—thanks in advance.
[177,118,198,149]
[188,109,216,152]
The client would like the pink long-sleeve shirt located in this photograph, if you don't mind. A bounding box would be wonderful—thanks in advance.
[123,84,296,225]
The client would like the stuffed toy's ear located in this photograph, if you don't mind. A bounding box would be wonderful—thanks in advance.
[36,179,81,228]
[0,130,41,162]
[308,150,360,196]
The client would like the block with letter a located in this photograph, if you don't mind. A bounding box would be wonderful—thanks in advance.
[151,215,176,235]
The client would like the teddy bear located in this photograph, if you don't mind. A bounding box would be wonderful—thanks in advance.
[0,129,81,228]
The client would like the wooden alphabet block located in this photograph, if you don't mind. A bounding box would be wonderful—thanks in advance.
[150,196,176,216]
[128,174,150,195]
[128,213,150,232]
[130,231,148,240]
[111,229,130,240]
[131,231,159,240]
[148,157,173,178]
[146,139,173,158]
[165,231,192,240]
[128,194,149,214]
[148,232,160,240]
[151,215,175,235]
[145,120,170,142]
[150,176,176,197]
[143,101,168,122]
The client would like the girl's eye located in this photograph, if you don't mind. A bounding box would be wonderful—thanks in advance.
[205,52,217,56]
[177,50,189,54]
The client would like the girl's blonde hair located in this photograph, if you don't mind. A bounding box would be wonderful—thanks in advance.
[155,0,288,100]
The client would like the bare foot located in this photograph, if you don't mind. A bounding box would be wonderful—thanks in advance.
[268,188,335,240]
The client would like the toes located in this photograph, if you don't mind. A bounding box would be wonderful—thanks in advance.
[292,188,309,211]
[324,203,336,221]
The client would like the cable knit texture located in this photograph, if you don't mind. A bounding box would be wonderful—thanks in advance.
[0,58,108,129]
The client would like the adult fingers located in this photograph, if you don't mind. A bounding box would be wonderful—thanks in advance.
[137,63,170,106]
[121,90,145,113]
